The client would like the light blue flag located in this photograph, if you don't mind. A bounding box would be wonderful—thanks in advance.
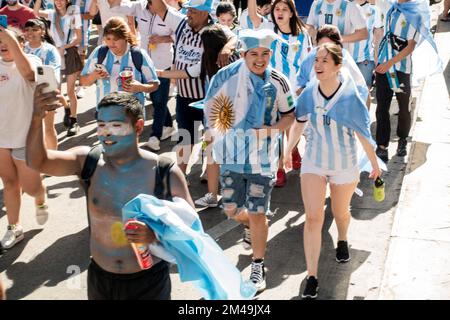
[122,194,257,300]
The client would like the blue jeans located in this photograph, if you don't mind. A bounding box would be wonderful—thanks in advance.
[220,170,275,215]
[150,76,172,139]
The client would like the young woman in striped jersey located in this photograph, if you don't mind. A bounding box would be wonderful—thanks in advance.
[285,42,381,299]
[24,18,69,151]
[247,0,312,187]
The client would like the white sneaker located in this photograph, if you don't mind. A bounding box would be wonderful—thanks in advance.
[146,136,160,151]
[1,225,24,249]
[36,203,49,225]
[76,86,85,99]
[195,193,218,208]
[161,126,175,141]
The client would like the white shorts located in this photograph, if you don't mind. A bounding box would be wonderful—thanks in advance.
[300,159,360,185]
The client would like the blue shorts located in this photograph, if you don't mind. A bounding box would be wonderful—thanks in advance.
[220,170,275,215]
[357,60,375,88]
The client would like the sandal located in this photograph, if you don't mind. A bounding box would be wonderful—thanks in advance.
[440,16,450,22]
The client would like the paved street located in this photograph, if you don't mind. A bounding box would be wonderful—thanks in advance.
[0,2,448,300]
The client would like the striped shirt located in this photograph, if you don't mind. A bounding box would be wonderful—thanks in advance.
[71,0,93,49]
[348,1,383,63]
[221,69,294,176]
[307,0,367,51]
[81,44,159,105]
[164,10,234,99]
[46,5,82,48]
[24,42,61,82]
[238,9,273,31]
[297,87,358,171]
[379,6,419,74]
[270,29,312,93]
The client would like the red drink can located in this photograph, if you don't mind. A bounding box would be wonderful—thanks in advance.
[125,219,153,270]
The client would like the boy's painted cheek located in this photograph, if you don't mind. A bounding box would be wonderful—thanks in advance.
[97,122,133,136]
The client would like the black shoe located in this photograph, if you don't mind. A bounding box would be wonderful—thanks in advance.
[336,240,351,263]
[302,276,319,299]
[376,147,389,163]
[67,118,80,137]
[397,138,407,157]
[63,108,71,128]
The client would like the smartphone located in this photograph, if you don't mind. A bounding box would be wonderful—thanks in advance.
[36,65,59,94]
[0,15,7,28]
[95,63,108,74]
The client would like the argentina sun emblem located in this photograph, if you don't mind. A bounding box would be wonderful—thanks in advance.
[210,94,235,134]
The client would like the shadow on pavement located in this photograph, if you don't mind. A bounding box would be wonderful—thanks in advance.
[46,180,85,200]
[4,227,89,300]
[0,229,43,269]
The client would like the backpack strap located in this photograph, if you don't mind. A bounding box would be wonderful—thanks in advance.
[130,46,143,76]
[96,45,109,66]
[154,156,175,201]
[80,145,103,192]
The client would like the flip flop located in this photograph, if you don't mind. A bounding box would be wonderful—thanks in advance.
[440,16,450,22]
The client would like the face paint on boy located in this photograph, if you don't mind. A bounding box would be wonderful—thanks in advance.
[97,122,134,137]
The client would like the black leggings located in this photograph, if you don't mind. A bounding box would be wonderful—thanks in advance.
[87,259,171,300]
[375,71,411,147]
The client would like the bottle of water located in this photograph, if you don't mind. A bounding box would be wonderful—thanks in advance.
[373,177,385,202]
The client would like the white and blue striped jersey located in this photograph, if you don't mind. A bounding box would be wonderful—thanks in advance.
[81,45,160,106]
[71,0,92,49]
[270,29,312,93]
[348,1,383,63]
[238,9,273,30]
[379,6,419,74]
[307,0,367,51]
[220,69,295,176]
[24,42,61,83]
[46,5,82,48]
[297,87,358,171]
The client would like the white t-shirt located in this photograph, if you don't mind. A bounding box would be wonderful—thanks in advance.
[97,0,131,27]
[0,54,42,149]
[114,1,177,70]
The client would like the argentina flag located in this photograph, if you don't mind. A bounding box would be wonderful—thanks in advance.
[122,194,257,300]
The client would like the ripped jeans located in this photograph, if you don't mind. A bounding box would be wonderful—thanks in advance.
[220,170,275,215]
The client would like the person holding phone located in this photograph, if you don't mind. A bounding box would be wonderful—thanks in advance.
[0,0,36,31]
[24,18,67,150]
[0,26,50,250]
[80,17,160,110]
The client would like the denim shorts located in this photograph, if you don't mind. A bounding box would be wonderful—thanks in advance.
[220,170,275,215]
[357,60,376,88]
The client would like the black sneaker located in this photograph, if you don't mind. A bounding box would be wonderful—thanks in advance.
[67,118,80,137]
[336,240,351,263]
[397,138,407,157]
[376,147,389,163]
[250,259,266,293]
[302,276,319,299]
[63,108,71,128]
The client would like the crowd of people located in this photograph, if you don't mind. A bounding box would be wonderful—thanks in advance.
[0,0,442,300]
